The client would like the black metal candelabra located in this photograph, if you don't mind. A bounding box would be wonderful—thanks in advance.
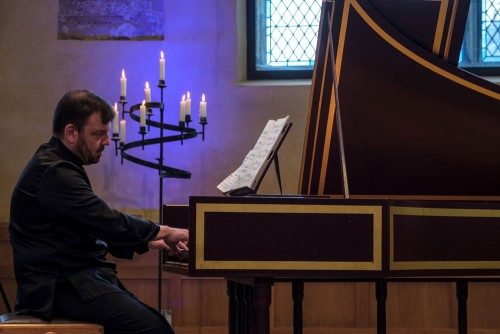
[112,80,207,311]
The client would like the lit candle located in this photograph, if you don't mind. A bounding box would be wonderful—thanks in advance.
[120,119,126,143]
[180,94,186,122]
[200,93,207,119]
[113,102,119,135]
[159,51,165,82]
[120,69,127,98]
[185,91,191,117]
[140,100,146,127]
[144,81,151,103]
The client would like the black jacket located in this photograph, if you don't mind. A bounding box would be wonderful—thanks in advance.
[9,136,160,320]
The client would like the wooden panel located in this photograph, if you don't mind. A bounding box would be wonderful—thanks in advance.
[272,283,293,327]
[468,282,500,327]
[178,278,228,327]
[305,282,355,327]
[387,282,456,328]
[189,197,384,276]
[273,282,375,328]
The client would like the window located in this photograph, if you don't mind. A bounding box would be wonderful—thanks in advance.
[247,0,500,79]
[247,0,321,79]
[460,0,500,75]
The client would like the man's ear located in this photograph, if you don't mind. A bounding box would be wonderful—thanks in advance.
[63,124,79,145]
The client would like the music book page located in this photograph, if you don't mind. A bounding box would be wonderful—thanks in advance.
[217,115,290,195]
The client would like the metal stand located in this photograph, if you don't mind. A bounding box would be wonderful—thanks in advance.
[113,81,207,311]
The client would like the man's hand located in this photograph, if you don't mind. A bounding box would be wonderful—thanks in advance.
[151,225,189,254]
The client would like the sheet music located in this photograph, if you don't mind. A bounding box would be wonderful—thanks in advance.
[217,116,290,194]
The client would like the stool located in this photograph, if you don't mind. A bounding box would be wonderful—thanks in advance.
[0,312,103,334]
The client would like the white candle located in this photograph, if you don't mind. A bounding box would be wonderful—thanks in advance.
[120,69,127,98]
[120,119,126,143]
[159,51,165,82]
[140,100,146,127]
[144,81,151,103]
[180,94,186,122]
[113,102,119,135]
[185,91,191,116]
[200,93,207,118]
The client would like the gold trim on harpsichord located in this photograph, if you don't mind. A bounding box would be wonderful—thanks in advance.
[389,206,500,270]
[319,61,338,195]
[300,0,335,195]
[433,0,449,56]
[340,0,500,101]
[318,2,345,195]
[195,203,382,271]
[443,0,459,60]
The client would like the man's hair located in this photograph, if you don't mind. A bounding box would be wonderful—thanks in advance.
[52,89,114,137]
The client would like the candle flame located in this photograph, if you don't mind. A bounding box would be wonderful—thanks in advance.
[145,81,149,89]
[121,69,126,78]
[142,100,146,106]
[182,94,186,101]
[202,93,206,102]
[160,51,164,59]
[187,91,190,99]
[114,102,117,111]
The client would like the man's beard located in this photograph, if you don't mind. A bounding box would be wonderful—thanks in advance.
[77,138,104,165]
[88,149,104,164]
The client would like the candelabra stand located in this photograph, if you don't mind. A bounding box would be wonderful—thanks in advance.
[112,80,207,311]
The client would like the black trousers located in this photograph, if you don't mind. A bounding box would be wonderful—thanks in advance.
[52,279,174,334]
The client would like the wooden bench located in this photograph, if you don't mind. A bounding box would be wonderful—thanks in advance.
[0,313,103,334]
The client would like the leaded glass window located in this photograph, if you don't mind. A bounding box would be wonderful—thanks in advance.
[264,0,321,67]
[247,0,500,80]
[481,0,500,62]
[247,0,321,79]
[461,0,500,73]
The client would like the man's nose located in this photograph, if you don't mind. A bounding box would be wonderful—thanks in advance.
[103,132,111,145]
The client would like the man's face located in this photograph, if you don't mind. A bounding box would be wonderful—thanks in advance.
[76,112,111,165]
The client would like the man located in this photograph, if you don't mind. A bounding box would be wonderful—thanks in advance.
[9,89,188,334]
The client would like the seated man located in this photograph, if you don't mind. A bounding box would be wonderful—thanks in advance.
[9,89,188,334]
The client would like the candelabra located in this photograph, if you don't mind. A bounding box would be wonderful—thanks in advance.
[112,79,207,311]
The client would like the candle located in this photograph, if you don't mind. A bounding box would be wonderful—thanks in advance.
[185,91,191,116]
[113,102,119,135]
[140,100,146,127]
[180,94,186,122]
[120,119,126,143]
[200,93,207,119]
[120,69,127,98]
[144,81,151,103]
[159,51,165,82]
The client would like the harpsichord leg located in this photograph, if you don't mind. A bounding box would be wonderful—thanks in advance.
[292,280,304,334]
[253,281,272,334]
[227,281,237,334]
[376,280,387,334]
[456,280,468,334]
